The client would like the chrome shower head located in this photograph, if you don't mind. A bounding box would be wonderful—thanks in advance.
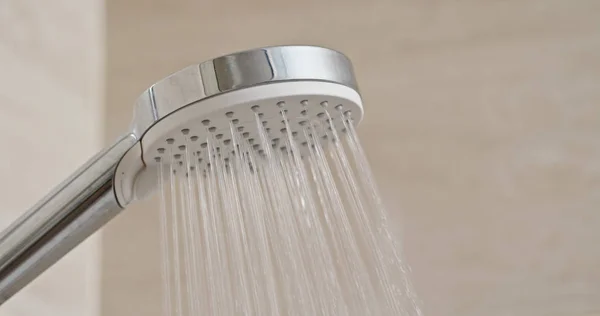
[114,45,363,207]
[0,45,363,303]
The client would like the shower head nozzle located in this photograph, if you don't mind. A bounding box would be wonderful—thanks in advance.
[114,45,364,207]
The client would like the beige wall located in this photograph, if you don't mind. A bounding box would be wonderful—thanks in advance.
[0,1,103,315]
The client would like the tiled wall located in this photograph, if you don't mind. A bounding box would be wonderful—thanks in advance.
[0,1,103,315]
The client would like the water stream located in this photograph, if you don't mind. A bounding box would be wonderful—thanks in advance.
[157,107,423,315]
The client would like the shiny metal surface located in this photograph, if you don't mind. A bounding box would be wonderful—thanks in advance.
[0,186,121,304]
[129,45,358,137]
[0,134,138,302]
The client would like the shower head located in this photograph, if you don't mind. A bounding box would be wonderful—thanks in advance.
[0,45,363,303]
[115,45,363,207]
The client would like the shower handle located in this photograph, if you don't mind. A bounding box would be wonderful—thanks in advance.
[0,133,138,303]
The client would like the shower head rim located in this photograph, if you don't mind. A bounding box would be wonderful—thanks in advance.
[129,45,359,138]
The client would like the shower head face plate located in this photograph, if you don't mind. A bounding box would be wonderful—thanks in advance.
[114,45,362,206]
[143,81,362,171]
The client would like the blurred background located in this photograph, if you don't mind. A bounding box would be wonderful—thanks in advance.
[1,0,600,315]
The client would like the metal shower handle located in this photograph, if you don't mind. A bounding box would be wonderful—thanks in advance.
[0,134,137,303]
